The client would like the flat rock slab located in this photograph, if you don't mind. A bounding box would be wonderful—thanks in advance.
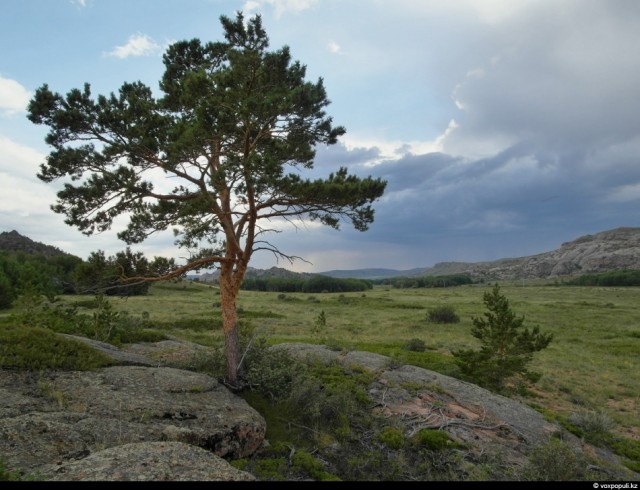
[0,366,266,475]
[59,334,157,366]
[41,441,255,481]
[122,339,212,367]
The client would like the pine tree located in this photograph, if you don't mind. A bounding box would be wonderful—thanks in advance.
[453,284,553,392]
[27,12,386,385]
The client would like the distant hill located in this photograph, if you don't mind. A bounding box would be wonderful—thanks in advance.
[198,266,316,283]
[7,227,639,282]
[457,227,640,280]
[0,230,75,258]
[319,265,474,280]
[319,268,429,280]
[320,227,640,280]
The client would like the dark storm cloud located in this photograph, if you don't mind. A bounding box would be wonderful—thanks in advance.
[448,0,640,155]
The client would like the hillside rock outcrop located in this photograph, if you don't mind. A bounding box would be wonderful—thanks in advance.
[427,227,640,280]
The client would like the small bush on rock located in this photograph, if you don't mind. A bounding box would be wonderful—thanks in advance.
[520,439,587,481]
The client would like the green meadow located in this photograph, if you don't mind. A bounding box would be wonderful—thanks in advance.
[58,280,639,440]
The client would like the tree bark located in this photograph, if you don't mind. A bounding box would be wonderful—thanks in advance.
[219,262,245,387]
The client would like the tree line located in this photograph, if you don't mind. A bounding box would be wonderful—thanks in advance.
[562,269,640,287]
[0,248,177,310]
[374,274,474,289]
[241,274,372,293]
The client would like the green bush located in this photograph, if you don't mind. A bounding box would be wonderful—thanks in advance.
[521,439,587,481]
[426,305,460,324]
[567,409,616,442]
[287,375,355,434]
[291,450,341,481]
[243,339,303,400]
[378,427,405,449]
[412,429,452,450]
[404,338,426,352]
[11,294,167,346]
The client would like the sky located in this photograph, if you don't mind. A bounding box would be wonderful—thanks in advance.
[1,0,639,273]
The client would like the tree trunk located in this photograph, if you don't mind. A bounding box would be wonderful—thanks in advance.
[219,266,243,387]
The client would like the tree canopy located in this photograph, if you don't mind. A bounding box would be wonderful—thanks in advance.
[27,12,387,384]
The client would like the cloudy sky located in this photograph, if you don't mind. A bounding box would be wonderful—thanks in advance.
[1,0,639,273]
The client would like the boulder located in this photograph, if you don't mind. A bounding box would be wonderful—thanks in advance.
[40,441,255,481]
[0,365,265,476]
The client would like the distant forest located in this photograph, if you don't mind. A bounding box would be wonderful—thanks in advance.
[374,274,474,289]
[0,247,175,309]
[562,269,640,287]
[241,275,373,293]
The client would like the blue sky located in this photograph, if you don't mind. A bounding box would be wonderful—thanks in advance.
[1,0,639,272]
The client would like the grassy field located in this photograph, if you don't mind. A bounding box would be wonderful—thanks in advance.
[55,280,640,441]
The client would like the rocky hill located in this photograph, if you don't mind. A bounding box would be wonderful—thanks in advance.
[322,227,640,280]
[429,227,640,280]
[0,230,73,258]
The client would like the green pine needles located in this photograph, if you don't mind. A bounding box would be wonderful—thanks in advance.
[453,284,553,393]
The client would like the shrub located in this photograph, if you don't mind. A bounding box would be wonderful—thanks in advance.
[404,338,426,352]
[287,375,355,434]
[427,305,460,324]
[412,429,452,450]
[291,450,341,481]
[242,339,303,400]
[567,409,616,442]
[11,294,167,346]
[378,427,405,449]
[521,439,587,481]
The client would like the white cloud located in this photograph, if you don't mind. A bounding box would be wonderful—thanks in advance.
[327,41,342,54]
[243,1,261,14]
[71,0,87,7]
[342,119,458,166]
[243,0,317,18]
[265,0,318,18]
[105,34,161,59]
[0,137,56,230]
[0,76,31,116]
[0,135,44,180]
[386,0,538,24]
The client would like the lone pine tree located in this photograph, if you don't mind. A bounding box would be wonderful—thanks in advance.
[27,13,387,386]
[453,284,553,392]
